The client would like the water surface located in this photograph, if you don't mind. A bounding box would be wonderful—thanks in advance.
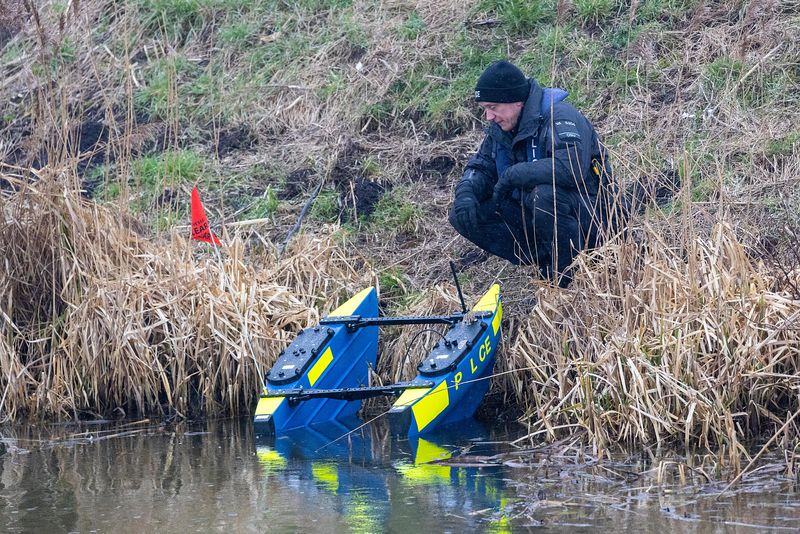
[1,418,798,532]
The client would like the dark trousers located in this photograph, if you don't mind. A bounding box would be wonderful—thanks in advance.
[449,185,599,287]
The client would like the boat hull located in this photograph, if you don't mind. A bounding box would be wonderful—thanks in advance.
[254,288,379,434]
[253,284,502,436]
[388,284,502,436]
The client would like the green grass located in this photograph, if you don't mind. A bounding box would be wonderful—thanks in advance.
[476,0,556,35]
[367,187,421,233]
[608,21,663,49]
[128,150,207,212]
[573,0,617,24]
[701,57,793,108]
[188,68,230,121]
[338,11,368,50]
[766,133,800,158]
[218,20,260,47]
[396,11,426,40]
[135,54,200,120]
[360,157,380,177]
[636,0,698,23]
[56,38,77,64]
[386,37,507,132]
[381,7,663,131]
[703,58,744,95]
[290,0,353,11]
[89,151,207,218]
[246,30,313,77]
[131,0,365,123]
[244,188,280,219]
[154,210,180,232]
[378,267,408,299]
[133,150,205,188]
[243,9,363,90]
[517,26,571,85]
[318,71,348,100]
[49,0,69,16]
[0,41,28,64]
[690,177,717,202]
[331,222,356,246]
[93,177,122,202]
[359,100,394,131]
[310,187,340,223]
[137,0,207,39]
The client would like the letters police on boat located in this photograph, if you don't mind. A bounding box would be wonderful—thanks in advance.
[253,280,502,437]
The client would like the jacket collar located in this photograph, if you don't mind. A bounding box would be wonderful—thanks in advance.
[486,79,544,147]
[515,79,545,142]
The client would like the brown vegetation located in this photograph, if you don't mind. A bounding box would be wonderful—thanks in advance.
[0,172,372,420]
[1,0,799,465]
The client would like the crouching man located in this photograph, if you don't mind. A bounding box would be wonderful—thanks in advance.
[449,60,627,287]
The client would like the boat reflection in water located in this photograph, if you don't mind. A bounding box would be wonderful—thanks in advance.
[254,417,513,532]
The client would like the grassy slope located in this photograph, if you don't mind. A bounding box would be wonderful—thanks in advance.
[3,1,798,286]
[2,0,800,453]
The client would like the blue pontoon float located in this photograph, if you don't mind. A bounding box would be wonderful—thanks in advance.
[253,270,502,437]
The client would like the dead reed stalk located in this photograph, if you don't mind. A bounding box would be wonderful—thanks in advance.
[0,171,370,421]
[483,218,800,454]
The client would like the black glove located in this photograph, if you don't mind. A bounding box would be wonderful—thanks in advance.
[453,191,479,231]
[494,162,546,203]
[492,175,511,205]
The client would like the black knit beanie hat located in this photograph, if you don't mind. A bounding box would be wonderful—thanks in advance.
[474,60,530,103]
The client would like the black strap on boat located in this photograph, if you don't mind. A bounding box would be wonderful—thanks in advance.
[263,381,436,402]
[320,311,491,330]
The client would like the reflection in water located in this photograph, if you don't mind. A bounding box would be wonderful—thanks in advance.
[255,417,510,533]
[1,419,799,532]
[0,419,512,533]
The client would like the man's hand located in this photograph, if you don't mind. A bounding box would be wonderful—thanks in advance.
[492,175,511,205]
[453,191,479,230]
[493,162,544,203]
[492,165,521,204]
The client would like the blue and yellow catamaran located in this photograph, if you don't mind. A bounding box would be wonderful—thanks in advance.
[254,268,502,437]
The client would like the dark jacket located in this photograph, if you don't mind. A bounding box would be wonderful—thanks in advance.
[455,79,609,204]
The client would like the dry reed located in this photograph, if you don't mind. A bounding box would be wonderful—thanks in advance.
[0,171,371,421]
[485,218,800,457]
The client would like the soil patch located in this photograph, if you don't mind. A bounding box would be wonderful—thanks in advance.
[279,168,315,200]
[75,109,112,196]
[216,123,256,157]
[410,155,456,185]
[0,176,15,192]
[0,28,16,50]
[329,137,365,185]
[155,187,179,210]
[341,177,386,219]
[76,117,109,169]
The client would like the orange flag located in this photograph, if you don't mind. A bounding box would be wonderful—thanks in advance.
[190,186,222,245]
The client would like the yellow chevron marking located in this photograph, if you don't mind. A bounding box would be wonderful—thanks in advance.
[492,302,503,335]
[472,284,502,335]
[392,387,430,409]
[255,396,283,416]
[415,438,451,465]
[307,346,333,386]
[256,447,287,473]
[311,462,339,493]
[412,381,450,432]
[329,287,374,317]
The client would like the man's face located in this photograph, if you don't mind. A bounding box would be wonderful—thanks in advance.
[478,101,524,132]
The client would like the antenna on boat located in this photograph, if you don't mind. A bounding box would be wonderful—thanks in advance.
[449,260,468,314]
